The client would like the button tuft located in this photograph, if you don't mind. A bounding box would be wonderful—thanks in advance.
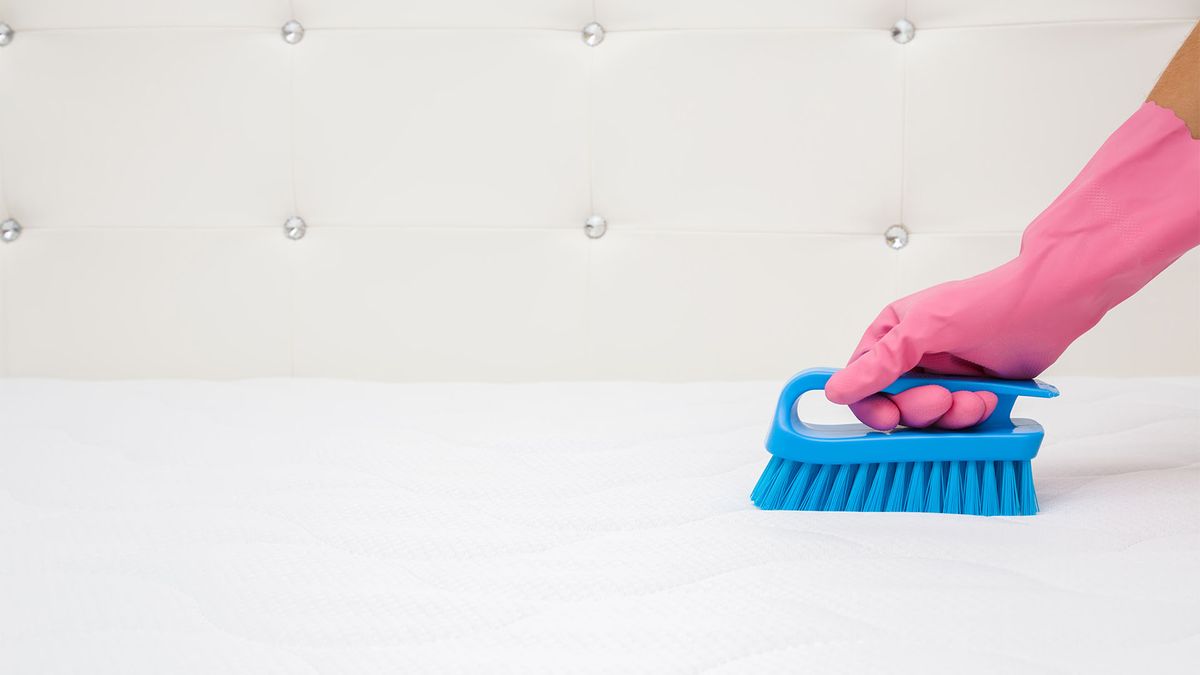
[282,20,305,45]
[582,22,605,47]
[1,218,22,243]
[891,19,915,44]
[284,216,306,240]
[884,224,908,250]
[584,215,607,239]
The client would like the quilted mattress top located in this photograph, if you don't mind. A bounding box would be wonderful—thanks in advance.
[1,377,1197,673]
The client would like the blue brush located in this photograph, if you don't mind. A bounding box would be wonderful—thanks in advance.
[752,367,1058,516]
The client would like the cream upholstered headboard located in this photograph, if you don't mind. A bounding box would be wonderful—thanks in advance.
[0,0,1196,380]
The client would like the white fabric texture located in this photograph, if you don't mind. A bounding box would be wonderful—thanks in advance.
[0,1,1197,380]
[2,377,1197,673]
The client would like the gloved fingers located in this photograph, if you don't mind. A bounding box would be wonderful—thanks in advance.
[826,323,927,405]
[934,390,988,429]
[889,385,953,428]
[850,388,1002,431]
[916,352,988,377]
[977,390,999,421]
[934,390,1001,429]
[848,394,900,431]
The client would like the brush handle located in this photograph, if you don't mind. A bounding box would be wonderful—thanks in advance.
[766,367,1058,464]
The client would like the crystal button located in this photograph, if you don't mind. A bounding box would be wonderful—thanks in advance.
[1,218,21,243]
[884,224,908,250]
[284,216,306,240]
[282,20,305,45]
[582,22,605,47]
[584,214,607,239]
[891,19,915,44]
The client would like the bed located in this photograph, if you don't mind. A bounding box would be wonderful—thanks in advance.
[2,1,1198,671]
[3,376,1196,673]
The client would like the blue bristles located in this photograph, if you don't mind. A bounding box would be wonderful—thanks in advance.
[904,462,926,513]
[761,459,798,509]
[751,456,784,504]
[823,464,854,511]
[798,463,832,510]
[999,460,1019,515]
[863,462,891,511]
[779,462,815,509]
[944,461,962,514]
[845,463,873,511]
[963,461,981,514]
[884,462,908,511]
[981,461,999,516]
[1018,460,1038,516]
[751,457,1039,516]
[925,461,943,512]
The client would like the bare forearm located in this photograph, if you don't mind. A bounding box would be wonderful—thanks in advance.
[1148,21,1200,138]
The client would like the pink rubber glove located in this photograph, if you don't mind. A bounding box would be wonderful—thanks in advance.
[827,102,1200,431]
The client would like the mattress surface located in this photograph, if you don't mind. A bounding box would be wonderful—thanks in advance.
[1,377,1197,673]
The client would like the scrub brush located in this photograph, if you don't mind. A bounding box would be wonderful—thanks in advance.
[752,367,1058,515]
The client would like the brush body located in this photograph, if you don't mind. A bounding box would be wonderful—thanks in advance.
[753,368,1058,516]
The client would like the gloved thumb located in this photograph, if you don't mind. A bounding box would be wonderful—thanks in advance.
[826,323,927,405]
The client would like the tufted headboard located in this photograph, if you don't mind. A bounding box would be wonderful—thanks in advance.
[0,1,1196,380]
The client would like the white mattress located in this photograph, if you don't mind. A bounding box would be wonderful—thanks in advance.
[1,377,1197,674]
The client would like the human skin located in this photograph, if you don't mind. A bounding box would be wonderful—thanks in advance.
[828,21,1200,431]
[1149,21,1200,138]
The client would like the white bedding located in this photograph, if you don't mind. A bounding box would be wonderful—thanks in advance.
[1,377,1197,674]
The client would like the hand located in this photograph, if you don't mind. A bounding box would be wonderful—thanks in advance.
[825,100,1199,431]
[824,256,1083,431]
